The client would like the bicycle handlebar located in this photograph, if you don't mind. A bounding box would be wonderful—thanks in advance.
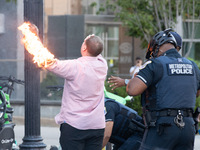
[0,76,24,96]
[0,76,24,85]
[0,83,14,90]
[46,85,64,91]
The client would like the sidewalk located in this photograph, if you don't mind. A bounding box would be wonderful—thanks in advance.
[14,125,200,150]
[195,134,200,150]
[14,125,60,149]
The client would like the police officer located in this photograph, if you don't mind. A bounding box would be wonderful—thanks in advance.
[102,98,144,150]
[126,29,200,150]
[108,31,182,91]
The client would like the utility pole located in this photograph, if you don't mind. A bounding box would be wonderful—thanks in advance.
[19,0,46,149]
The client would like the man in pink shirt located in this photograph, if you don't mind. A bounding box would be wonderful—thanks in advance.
[46,34,108,150]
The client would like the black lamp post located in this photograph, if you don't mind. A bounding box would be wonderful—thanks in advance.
[19,0,46,149]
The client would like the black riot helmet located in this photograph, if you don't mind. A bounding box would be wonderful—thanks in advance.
[146,28,177,59]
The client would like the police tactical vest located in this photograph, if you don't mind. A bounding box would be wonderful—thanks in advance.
[105,98,143,145]
[154,56,197,110]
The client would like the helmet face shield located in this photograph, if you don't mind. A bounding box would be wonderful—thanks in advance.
[146,39,156,59]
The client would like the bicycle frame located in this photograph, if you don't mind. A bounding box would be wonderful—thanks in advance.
[0,87,15,149]
[0,76,24,150]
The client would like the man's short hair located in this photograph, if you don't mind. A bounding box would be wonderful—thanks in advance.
[85,36,103,56]
[136,57,142,60]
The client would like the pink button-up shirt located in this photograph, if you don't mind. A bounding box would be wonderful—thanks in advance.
[47,55,108,130]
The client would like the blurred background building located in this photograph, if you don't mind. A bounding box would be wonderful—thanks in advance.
[43,0,144,78]
[0,0,24,100]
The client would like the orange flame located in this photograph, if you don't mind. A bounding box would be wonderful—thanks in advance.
[18,22,55,68]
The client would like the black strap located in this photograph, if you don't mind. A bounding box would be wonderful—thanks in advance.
[121,108,128,116]
[121,108,137,120]
[129,112,137,120]
[155,109,193,117]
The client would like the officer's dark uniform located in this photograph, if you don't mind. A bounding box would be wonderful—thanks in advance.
[137,48,200,150]
[105,98,144,150]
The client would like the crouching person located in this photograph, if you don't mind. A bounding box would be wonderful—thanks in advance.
[103,98,144,150]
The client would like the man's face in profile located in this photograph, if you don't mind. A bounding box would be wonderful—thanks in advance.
[136,60,142,66]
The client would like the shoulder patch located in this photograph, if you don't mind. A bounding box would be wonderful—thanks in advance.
[167,63,194,76]
[140,60,152,70]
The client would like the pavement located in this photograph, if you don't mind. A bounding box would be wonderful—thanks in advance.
[195,135,200,150]
[14,125,60,149]
[14,125,200,150]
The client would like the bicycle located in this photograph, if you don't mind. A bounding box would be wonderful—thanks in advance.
[0,75,24,150]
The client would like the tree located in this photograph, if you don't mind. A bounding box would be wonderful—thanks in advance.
[92,0,200,110]
[91,0,200,49]
[180,0,200,57]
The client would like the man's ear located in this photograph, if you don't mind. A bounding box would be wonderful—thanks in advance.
[82,43,87,51]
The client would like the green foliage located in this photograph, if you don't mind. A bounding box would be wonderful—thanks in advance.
[91,0,200,48]
[196,96,200,109]
[105,81,142,116]
[126,95,143,116]
[105,81,128,98]
[181,0,200,19]
[90,2,97,7]
[188,57,200,69]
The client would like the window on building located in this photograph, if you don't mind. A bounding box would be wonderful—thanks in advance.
[82,0,99,15]
[182,21,200,59]
[82,0,115,15]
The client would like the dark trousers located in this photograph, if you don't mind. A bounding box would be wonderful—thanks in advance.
[139,117,195,150]
[59,123,104,150]
[113,133,143,150]
[119,134,142,150]
[113,133,142,150]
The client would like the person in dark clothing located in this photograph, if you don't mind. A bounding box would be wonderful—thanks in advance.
[127,28,200,150]
[102,98,144,150]
[108,31,182,91]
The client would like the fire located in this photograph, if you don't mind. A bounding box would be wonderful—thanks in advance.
[18,22,55,68]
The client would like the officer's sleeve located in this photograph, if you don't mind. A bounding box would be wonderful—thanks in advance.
[105,101,119,122]
[191,61,200,90]
[136,60,163,87]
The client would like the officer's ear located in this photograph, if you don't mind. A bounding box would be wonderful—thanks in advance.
[177,46,181,51]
